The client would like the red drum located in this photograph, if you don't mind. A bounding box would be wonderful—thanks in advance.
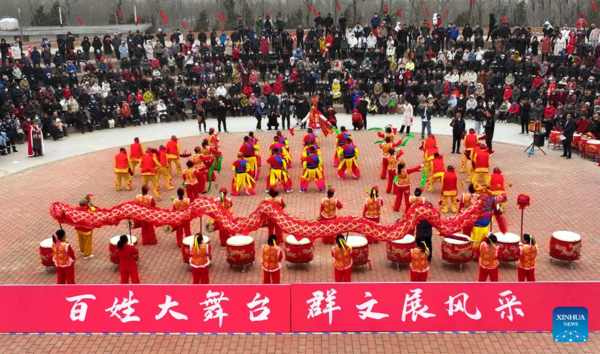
[226,235,255,266]
[284,236,314,265]
[386,235,415,265]
[550,231,582,262]
[585,140,600,160]
[571,133,582,149]
[347,235,370,269]
[579,137,590,153]
[181,235,211,264]
[442,234,473,265]
[39,238,55,268]
[549,131,562,149]
[494,232,521,263]
[108,235,138,265]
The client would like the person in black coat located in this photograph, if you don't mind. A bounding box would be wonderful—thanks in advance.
[519,99,531,134]
[216,97,228,133]
[450,112,466,153]
[562,113,576,159]
[484,109,496,152]
[358,95,369,129]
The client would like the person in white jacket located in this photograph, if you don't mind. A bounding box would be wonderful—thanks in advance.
[215,82,227,97]
[386,38,395,58]
[101,82,111,98]
[401,102,413,134]
[366,33,377,49]
[157,99,167,123]
[554,33,567,55]
[138,101,148,124]
[11,42,21,60]
[144,40,154,60]
[589,24,600,48]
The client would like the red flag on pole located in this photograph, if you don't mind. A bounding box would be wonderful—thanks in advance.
[136,15,142,24]
[313,8,318,17]
[397,9,403,18]
[218,11,223,23]
[593,1,598,12]
[162,13,168,25]
[337,1,341,11]
[445,9,449,18]
[116,9,123,19]
[384,4,389,13]
[502,16,508,23]
[181,21,187,29]
[77,16,83,25]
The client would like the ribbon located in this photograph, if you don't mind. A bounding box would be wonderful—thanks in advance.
[204,155,223,193]
[368,127,384,131]
[77,16,83,26]
[418,168,427,188]
[374,140,384,145]
[400,134,415,146]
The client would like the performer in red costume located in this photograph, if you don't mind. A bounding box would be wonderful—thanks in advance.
[129,137,144,176]
[362,186,384,243]
[192,146,210,194]
[182,160,199,201]
[427,153,445,192]
[231,152,256,196]
[332,235,352,282]
[518,234,537,282]
[202,140,221,181]
[248,131,262,170]
[300,105,334,137]
[262,235,284,284]
[172,188,191,248]
[190,233,211,284]
[478,235,499,282]
[27,121,44,157]
[135,186,158,245]
[52,230,76,284]
[300,146,326,193]
[116,235,140,284]
[214,188,233,246]
[140,150,161,197]
[337,137,360,180]
[207,127,220,149]
[165,135,182,175]
[114,148,133,191]
[334,126,350,168]
[266,147,293,192]
[440,165,458,213]
[392,163,422,212]
[276,131,292,167]
[488,166,508,212]
[457,184,477,238]
[471,144,491,185]
[461,129,478,175]
[379,136,402,179]
[385,148,405,194]
[265,189,286,244]
[239,135,260,179]
[319,188,343,244]
[156,145,174,191]
[409,238,430,282]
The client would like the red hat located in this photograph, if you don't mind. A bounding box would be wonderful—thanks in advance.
[219,187,227,193]
[580,13,585,18]
[328,188,336,194]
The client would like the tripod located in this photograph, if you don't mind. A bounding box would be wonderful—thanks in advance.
[524,139,547,157]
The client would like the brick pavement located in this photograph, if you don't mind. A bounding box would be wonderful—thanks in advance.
[0,130,598,351]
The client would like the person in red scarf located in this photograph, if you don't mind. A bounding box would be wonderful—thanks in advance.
[52,230,76,284]
[135,186,158,245]
[351,109,363,130]
[27,121,44,157]
[172,188,191,248]
[214,188,234,246]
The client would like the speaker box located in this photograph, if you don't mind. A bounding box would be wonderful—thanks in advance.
[534,132,545,147]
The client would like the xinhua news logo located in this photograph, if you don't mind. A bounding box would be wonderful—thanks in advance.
[553,307,588,343]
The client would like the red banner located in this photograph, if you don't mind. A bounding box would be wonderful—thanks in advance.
[291,283,600,332]
[0,285,290,333]
[1,283,598,333]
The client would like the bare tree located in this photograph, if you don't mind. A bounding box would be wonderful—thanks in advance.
[62,0,83,25]
[25,0,41,26]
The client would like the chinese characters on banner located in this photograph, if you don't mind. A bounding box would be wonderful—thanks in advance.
[0,283,598,333]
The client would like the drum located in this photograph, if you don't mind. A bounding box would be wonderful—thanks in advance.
[181,235,211,264]
[578,136,590,154]
[494,232,521,263]
[386,235,416,266]
[550,231,582,263]
[284,235,314,266]
[549,130,562,149]
[108,235,138,265]
[584,140,600,160]
[226,235,255,268]
[346,235,370,269]
[571,133,582,149]
[39,238,55,268]
[441,234,473,265]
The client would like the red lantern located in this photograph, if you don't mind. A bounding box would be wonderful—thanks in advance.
[337,2,341,11]
[313,8,318,17]
[162,13,169,25]
[593,1,598,12]
[116,9,123,19]
[181,21,187,29]
[136,15,142,24]
[425,18,431,28]
[77,16,83,26]
[503,16,508,23]
[397,9,402,18]
[159,9,164,14]
[307,3,312,11]
[445,9,449,18]
[384,4,389,13]
[218,11,223,23]
[424,5,430,15]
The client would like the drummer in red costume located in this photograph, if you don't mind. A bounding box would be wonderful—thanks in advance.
[266,147,293,193]
[471,144,490,185]
[265,189,286,244]
[207,127,220,149]
[385,148,405,194]
[52,230,76,284]
[461,129,478,175]
[114,148,133,191]
[129,137,145,176]
[75,196,95,259]
[116,235,140,284]
[478,235,499,282]
[488,167,508,212]
[262,235,284,284]
[301,105,334,137]
[166,135,182,175]
[182,160,199,201]
[332,235,352,282]
[239,135,260,179]
[190,233,211,284]
[427,153,445,192]
[319,188,343,244]
[136,186,158,245]
[440,165,458,213]
[334,126,350,168]
[392,162,422,212]
[409,238,430,282]
[458,184,478,238]
[140,149,161,197]
[518,234,537,282]
[362,186,384,243]
[379,136,402,179]
[157,145,174,191]
[300,146,326,193]
[215,188,234,246]
[337,137,360,180]
[172,188,191,248]
[231,152,256,196]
